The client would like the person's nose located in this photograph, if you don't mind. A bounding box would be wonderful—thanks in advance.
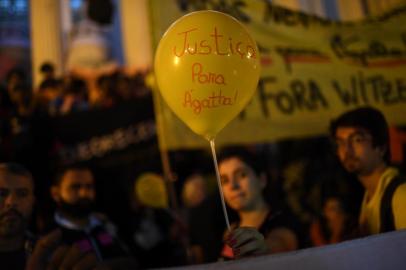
[79,187,93,198]
[230,177,240,190]
[344,140,355,155]
[339,139,353,157]
[5,192,18,208]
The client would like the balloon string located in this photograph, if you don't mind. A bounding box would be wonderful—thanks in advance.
[210,139,231,231]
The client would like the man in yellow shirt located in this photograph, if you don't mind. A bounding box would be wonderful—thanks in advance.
[330,107,406,235]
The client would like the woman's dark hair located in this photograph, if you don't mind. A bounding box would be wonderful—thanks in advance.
[217,146,264,177]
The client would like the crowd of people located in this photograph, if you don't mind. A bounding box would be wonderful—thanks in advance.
[2,63,150,116]
[0,64,152,164]
[1,64,406,269]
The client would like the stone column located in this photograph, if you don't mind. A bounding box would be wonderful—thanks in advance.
[273,0,301,11]
[300,0,327,18]
[336,0,365,21]
[364,0,404,16]
[29,0,63,88]
[119,0,152,71]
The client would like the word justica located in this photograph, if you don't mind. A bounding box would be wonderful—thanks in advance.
[173,27,257,59]
[183,89,238,114]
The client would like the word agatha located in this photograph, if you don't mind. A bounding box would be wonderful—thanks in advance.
[173,27,257,59]
[192,63,226,85]
[183,89,238,114]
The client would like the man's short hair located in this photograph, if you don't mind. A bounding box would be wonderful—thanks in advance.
[6,68,26,83]
[53,164,93,186]
[218,146,264,176]
[329,106,390,162]
[0,163,33,182]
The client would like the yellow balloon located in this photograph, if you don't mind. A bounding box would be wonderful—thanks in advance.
[154,10,260,140]
[135,173,168,209]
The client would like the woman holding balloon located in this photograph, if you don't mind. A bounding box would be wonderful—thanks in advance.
[218,147,300,259]
[154,9,290,261]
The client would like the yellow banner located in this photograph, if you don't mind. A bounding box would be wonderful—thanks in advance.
[150,1,406,150]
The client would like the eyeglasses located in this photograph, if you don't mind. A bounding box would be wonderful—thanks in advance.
[334,132,372,150]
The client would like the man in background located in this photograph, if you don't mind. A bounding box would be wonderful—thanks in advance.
[0,163,35,270]
[48,164,136,267]
[330,106,406,235]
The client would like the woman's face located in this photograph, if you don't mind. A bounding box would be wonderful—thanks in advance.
[219,157,264,212]
[323,197,346,223]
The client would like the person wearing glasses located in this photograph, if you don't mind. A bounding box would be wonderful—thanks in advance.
[329,106,406,236]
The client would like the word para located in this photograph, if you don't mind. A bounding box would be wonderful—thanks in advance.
[192,62,226,85]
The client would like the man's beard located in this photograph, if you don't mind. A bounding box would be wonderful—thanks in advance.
[342,156,363,174]
[57,198,95,219]
[0,209,27,237]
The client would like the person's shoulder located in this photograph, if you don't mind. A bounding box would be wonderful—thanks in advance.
[390,168,406,191]
[388,169,406,205]
[92,212,110,223]
[393,180,406,201]
[91,212,119,236]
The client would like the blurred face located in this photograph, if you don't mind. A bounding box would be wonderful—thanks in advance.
[219,157,265,212]
[0,173,34,238]
[9,88,31,105]
[335,127,384,176]
[117,78,132,99]
[44,87,60,101]
[7,74,22,91]
[43,70,54,80]
[182,174,207,208]
[52,169,95,218]
[323,198,345,223]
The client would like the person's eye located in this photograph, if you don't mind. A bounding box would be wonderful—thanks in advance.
[352,134,365,144]
[334,140,345,148]
[236,170,248,179]
[70,184,81,191]
[16,189,29,198]
[220,176,229,185]
[0,188,8,198]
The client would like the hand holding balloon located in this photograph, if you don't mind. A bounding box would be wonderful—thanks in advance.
[225,227,269,258]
